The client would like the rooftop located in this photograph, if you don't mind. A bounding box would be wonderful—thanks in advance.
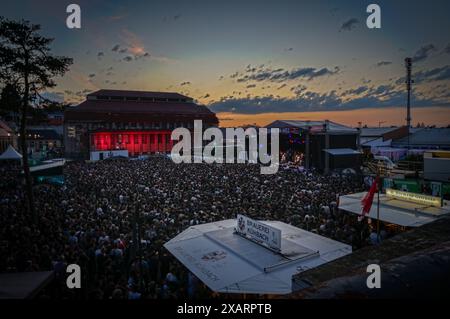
[0,120,14,137]
[359,127,400,137]
[65,89,218,123]
[87,89,192,101]
[266,120,358,134]
[393,128,450,148]
[0,271,54,299]
[288,217,450,298]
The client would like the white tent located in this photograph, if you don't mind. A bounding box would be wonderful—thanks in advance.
[323,148,362,156]
[0,145,22,161]
[339,192,450,227]
[164,219,352,295]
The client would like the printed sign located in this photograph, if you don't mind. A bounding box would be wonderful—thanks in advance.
[236,214,282,251]
[386,188,442,208]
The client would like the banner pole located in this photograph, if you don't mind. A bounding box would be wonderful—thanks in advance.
[377,172,381,243]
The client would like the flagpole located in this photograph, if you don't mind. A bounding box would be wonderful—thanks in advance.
[377,169,381,243]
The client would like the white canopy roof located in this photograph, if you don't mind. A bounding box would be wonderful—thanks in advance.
[323,148,361,156]
[29,159,65,173]
[339,192,450,227]
[0,145,22,161]
[164,219,352,295]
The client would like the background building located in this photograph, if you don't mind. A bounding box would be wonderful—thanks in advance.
[392,128,450,150]
[24,129,62,159]
[360,126,450,162]
[64,89,218,159]
[0,119,17,153]
[424,151,450,183]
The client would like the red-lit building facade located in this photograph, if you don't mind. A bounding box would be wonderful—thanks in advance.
[64,90,219,159]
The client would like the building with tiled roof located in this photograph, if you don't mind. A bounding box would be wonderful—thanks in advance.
[64,90,218,159]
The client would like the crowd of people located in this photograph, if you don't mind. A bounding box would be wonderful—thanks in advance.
[0,157,369,299]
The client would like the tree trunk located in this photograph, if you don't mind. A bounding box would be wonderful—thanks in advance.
[21,55,36,223]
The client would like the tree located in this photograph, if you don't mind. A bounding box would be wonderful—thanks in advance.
[0,17,73,221]
[0,83,22,120]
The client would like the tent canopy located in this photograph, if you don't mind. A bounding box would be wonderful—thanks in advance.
[0,145,22,161]
[323,148,361,156]
[339,192,450,227]
[164,219,351,295]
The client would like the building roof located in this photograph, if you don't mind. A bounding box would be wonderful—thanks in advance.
[65,90,217,123]
[301,241,450,299]
[0,120,14,137]
[360,127,422,137]
[360,137,392,147]
[266,120,358,134]
[87,89,191,101]
[288,217,450,298]
[0,127,10,138]
[26,129,60,140]
[0,271,54,299]
[164,219,351,295]
[359,127,399,137]
[392,128,450,148]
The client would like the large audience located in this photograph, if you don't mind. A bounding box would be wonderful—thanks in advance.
[0,157,369,299]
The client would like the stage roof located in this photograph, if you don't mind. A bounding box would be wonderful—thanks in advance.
[339,192,450,227]
[164,219,351,295]
[266,120,358,134]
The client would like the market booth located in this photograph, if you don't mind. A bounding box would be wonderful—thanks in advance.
[339,189,450,228]
[164,215,351,295]
[0,145,22,162]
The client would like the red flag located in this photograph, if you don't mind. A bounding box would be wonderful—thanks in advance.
[361,176,379,218]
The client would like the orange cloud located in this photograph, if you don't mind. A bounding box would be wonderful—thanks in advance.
[119,29,145,55]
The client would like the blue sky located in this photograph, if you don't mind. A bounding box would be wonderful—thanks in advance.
[1,0,449,125]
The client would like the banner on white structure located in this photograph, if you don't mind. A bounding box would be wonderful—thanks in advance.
[236,214,281,251]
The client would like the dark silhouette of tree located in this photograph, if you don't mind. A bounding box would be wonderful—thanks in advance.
[0,17,72,221]
[0,83,21,121]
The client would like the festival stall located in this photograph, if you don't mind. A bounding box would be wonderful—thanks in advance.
[0,145,22,162]
[164,216,352,295]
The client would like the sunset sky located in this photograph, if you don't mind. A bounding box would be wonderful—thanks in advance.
[2,0,450,127]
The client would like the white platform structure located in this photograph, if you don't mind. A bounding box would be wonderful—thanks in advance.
[29,159,65,173]
[339,192,450,227]
[89,149,128,161]
[164,219,352,295]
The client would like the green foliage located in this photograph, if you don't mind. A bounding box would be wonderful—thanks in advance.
[0,16,73,102]
[0,83,21,116]
[0,16,72,218]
